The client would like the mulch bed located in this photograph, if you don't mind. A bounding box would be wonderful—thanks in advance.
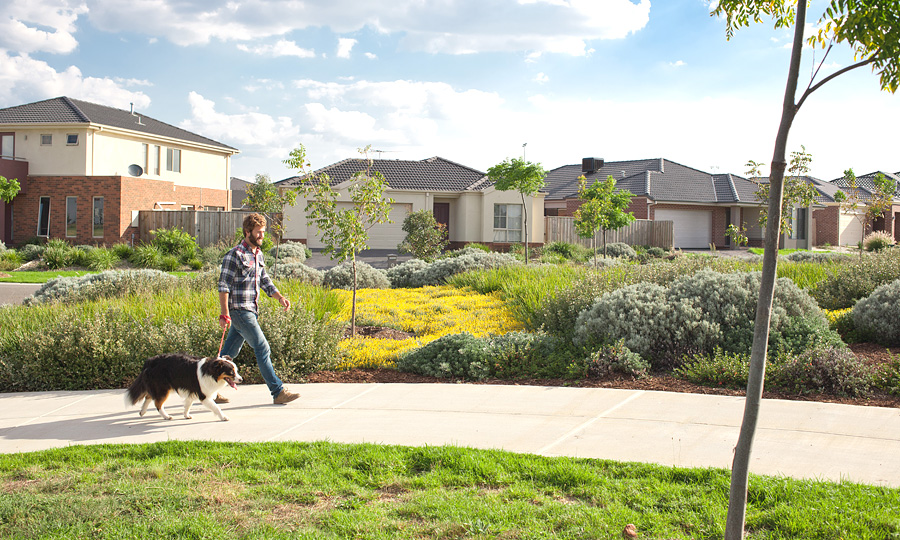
[310,328,900,409]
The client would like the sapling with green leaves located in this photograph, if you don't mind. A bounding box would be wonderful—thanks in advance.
[486,157,546,264]
[284,144,394,336]
[572,175,635,260]
[751,146,819,238]
[835,168,897,257]
[397,209,448,262]
[242,173,298,277]
[0,175,20,204]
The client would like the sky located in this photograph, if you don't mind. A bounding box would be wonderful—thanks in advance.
[1,0,897,183]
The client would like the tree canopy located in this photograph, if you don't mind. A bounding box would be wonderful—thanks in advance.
[486,157,546,264]
[573,175,635,259]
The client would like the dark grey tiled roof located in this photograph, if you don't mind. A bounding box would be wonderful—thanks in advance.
[740,175,844,204]
[0,96,237,151]
[832,171,900,202]
[544,158,759,204]
[277,156,488,192]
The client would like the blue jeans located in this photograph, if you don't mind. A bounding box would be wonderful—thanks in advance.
[220,309,283,398]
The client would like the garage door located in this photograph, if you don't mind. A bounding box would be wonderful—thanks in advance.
[838,211,864,247]
[307,203,411,250]
[655,209,712,249]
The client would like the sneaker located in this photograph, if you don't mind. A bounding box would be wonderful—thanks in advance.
[273,389,300,405]
[214,394,229,404]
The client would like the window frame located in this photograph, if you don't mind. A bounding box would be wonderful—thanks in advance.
[166,147,181,173]
[40,134,52,146]
[0,133,13,158]
[152,145,160,175]
[66,196,77,237]
[493,203,523,243]
[66,134,79,146]
[37,196,51,237]
[92,196,104,239]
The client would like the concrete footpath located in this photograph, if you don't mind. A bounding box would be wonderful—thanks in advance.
[1,382,898,488]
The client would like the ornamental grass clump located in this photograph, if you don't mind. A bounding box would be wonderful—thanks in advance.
[863,230,895,252]
[851,279,900,346]
[323,260,390,290]
[811,249,900,309]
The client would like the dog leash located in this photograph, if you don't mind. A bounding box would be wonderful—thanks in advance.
[217,314,231,357]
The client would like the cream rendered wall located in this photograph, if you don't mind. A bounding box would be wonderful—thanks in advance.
[479,188,545,244]
[91,131,229,189]
[11,127,89,175]
[455,192,483,242]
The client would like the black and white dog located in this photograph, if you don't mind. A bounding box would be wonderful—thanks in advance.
[125,353,242,421]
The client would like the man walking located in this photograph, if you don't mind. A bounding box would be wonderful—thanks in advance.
[218,213,300,405]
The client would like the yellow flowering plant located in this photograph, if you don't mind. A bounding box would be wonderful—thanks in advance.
[334,285,523,369]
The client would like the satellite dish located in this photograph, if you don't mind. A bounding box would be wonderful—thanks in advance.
[127,164,144,177]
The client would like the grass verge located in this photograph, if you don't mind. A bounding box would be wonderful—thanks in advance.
[0,441,896,539]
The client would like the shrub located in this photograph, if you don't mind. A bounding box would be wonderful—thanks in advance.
[811,249,900,309]
[589,257,622,267]
[646,246,666,258]
[675,348,750,390]
[571,339,650,379]
[159,255,181,272]
[601,242,636,259]
[42,245,74,270]
[543,241,591,261]
[408,250,520,287]
[574,282,715,368]
[485,332,569,379]
[397,209,449,262]
[863,230,895,252]
[851,279,900,346]
[0,250,22,271]
[131,244,163,269]
[873,355,900,396]
[199,242,230,269]
[269,241,308,263]
[459,243,490,253]
[25,269,179,305]
[85,247,120,271]
[386,258,430,288]
[18,243,45,261]
[785,250,848,263]
[323,261,390,290]
[151,227,198,260]
[396,333,492,380]
[278,262,324,285]
[112,242,134,259]
[771,346,873,398]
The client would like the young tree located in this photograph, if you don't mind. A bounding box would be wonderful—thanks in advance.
[0,175,20,204]
[397,210,448,262]
[836,169,898,256]
[572,175,635,260]
[284,144,394,336]
[752,146,819,238]
[711,2,900,538]
[242,173,298,276]
[486,157,546,264]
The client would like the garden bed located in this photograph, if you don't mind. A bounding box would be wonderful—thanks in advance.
[307,341,900,409]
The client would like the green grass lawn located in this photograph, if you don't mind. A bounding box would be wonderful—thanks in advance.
[0,270,92,283]
[0,441,896,539]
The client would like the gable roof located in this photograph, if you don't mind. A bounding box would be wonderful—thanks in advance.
[277,156,489,192]
[543,157,760,204]
[750,175,848,204]
[832,171,900,202]
[0,96,237,152]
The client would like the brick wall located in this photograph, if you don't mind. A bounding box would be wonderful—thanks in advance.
[813,206,839,247]
[12,175,228,246]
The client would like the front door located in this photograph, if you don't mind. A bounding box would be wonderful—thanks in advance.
[433,202,450,240]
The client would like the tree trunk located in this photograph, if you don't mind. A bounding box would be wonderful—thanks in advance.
[724,2,806,538]
[521,191,529,265]
[351,255,358,337]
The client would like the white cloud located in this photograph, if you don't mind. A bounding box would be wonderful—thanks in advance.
[364,52,377,60]
[180,92,300,151]
[0,1,86,54]
[236,39,315,58]
[337,38,357,59]
[533,72,549,83]
[669,60,686,67]
[0,51,150,110]
[83,0,650,56]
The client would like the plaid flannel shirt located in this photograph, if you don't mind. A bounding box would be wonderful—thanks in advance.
[218,240,278,314]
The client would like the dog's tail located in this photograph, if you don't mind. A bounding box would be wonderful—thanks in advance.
[124,372,147,407]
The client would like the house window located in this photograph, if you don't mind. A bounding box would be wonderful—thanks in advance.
[790,207,807,240]
[181,205,194,211]
[1,133,13,158]
[152,145,160,175]
[166,148,181,173]
[493,204,522,242]
[66,197,77,237]
[92,197,104,238]
[37,197,51,237]
[41,134,52,146]
[66,134,79,145]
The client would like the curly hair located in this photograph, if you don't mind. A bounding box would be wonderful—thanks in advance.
[242,213,267,236]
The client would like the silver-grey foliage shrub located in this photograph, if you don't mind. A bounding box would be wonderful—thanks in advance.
[386,259,430,288]
[269,241,308,263]
[852,278,900,346]
[19,243,45,261]
[785,251,849,263]
[601,242,636,259]
[408,250,520,287]
[278,262,324,285]
[25,269,178,305]
[323,261,390,290]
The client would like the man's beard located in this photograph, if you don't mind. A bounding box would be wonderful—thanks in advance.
[247,235,263,248]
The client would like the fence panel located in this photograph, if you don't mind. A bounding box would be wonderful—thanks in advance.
[138,211,282,247]
[543,217,673,250]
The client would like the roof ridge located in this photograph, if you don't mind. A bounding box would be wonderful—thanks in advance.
[60,97,91,122]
